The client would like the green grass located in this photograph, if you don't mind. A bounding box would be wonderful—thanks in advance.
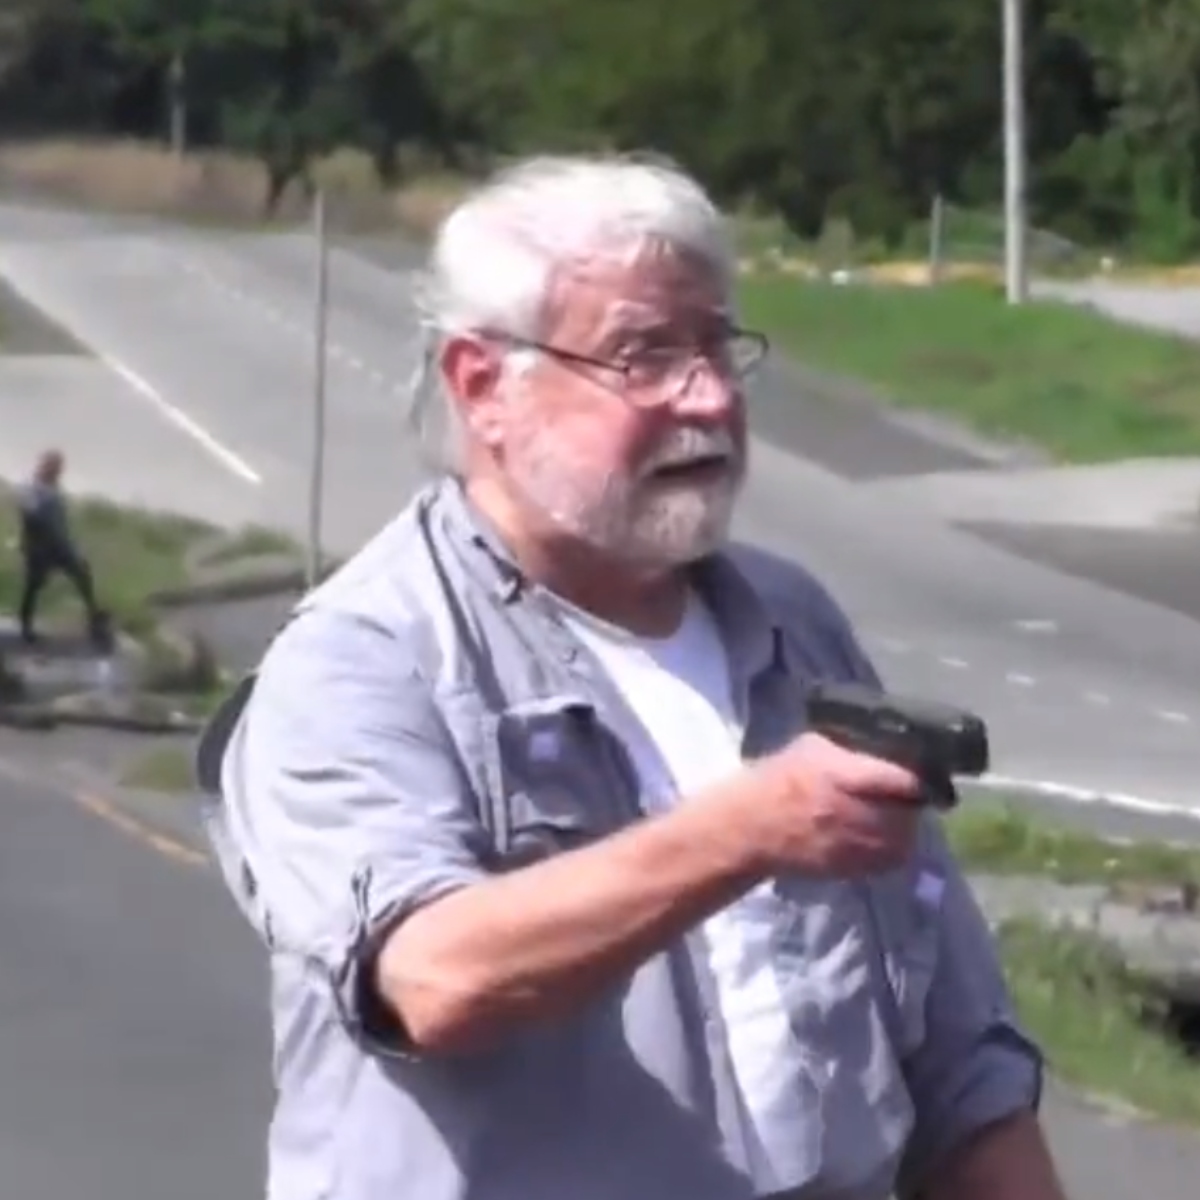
[945,800,1200,888]
[0,490,213,638]
[943,800,1200,1124]
[0,490,303,639]
[737,275,1200,461]
[999,918,1200,1125]
[119,745,195,793]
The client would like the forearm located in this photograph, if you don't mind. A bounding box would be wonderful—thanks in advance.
[375,767,770,1052]
[920,1111,1067,1200]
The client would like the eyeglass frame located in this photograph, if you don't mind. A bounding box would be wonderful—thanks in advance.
[475,323,770,406]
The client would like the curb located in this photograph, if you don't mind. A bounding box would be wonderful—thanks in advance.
[0,705,56,731]
[967,774,1200,825]
[53,708,203,734]
[148,542,342,609]
[0,556,324,734]
[147,567,310,608]
[0,696,204,734]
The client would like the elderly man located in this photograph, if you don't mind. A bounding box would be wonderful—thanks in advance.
[197,153,1066,1200]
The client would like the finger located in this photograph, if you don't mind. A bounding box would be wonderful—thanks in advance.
[851,795,921,840]
[802,734,922,793]
[836,750,924,802]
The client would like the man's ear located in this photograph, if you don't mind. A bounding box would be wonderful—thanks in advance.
[440,336,505,448]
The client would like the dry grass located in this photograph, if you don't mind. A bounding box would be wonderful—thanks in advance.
[0,137,471,236]
[0,139,276,222]
[0,137,811,266]
[390,170,473,235]
[0,138,1159,287]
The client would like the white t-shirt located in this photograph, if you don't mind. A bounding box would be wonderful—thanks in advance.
[558,590,812,1194]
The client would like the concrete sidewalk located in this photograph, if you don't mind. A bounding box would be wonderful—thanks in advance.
[859,457,1200,532]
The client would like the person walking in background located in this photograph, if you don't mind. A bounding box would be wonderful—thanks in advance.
[16,449,108,649]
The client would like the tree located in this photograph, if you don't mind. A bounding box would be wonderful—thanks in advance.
[9,0,1200,255]
[81,0,427,213]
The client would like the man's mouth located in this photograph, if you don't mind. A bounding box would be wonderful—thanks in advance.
[648,454,733,482]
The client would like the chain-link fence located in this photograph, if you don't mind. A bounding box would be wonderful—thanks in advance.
[923,197,1096,283]
[735,196,1101,285]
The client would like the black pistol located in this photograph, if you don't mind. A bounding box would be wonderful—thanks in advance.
[805,680,989,810]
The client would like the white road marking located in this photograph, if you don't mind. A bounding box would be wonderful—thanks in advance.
[1014,618,1058,634]
[172,252,405,390]
[1155,709,1191,725]
[1005,671,1036,687]
[0,250,256,486]
[972,774,1200,823]
[96,349,261,485]
[1083,691,1112,706]
[937,655,969,669]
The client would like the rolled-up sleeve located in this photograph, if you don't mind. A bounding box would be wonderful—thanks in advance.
[208,606,490,1051]
[895,818,1044,1196]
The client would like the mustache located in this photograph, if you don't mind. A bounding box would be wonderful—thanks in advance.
[639,426,740,476]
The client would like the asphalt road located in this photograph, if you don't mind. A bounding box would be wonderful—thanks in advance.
[3,201,1200,812]
[2,753,1199,1200]
[0,761,269,1200]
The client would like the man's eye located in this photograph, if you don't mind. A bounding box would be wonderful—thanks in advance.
[637,337,687,360]
[615,327,674,353]
[624,348,680,378]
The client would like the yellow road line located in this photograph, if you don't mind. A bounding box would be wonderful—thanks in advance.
[73,790,207,868]
[0,750,207,868]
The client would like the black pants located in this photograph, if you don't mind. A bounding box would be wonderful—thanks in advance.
[19,550,101,639]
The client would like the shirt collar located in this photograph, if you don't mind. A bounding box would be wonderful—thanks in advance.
[196,480,786,795]
[436,474,783,683]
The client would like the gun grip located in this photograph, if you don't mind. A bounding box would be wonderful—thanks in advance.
[921,770,959,812]
[816,725,959,811]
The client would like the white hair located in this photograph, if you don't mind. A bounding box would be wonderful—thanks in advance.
[403,152,735,468]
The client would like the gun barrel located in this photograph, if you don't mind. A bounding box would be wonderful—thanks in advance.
[806,680,990,778]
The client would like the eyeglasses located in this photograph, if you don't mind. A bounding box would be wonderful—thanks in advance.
[485,325,770,406]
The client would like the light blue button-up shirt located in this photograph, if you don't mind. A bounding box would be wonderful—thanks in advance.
[197,476,1042,1200]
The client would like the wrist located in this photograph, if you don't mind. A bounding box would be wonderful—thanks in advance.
[686,755,794,880]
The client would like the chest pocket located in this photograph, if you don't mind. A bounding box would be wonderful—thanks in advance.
[479,695,639,868]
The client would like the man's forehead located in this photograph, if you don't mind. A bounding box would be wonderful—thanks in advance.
[550,249,730,337]
[598,297,729,337]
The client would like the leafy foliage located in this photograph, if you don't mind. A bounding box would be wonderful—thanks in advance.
[5,0,1200,250]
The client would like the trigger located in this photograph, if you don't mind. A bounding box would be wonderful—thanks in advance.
[922,773,959,811]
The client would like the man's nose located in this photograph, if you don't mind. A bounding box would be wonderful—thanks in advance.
[668,355,740,417]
